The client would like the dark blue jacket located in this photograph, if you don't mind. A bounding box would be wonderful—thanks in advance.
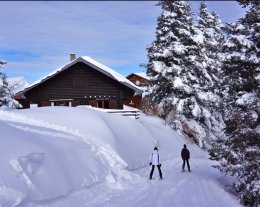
[181,148,190,160]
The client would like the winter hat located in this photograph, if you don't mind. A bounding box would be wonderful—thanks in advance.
[184,144,187,148]
[154,147,158,151]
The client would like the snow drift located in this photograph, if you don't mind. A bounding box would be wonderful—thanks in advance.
[0,106,202,206]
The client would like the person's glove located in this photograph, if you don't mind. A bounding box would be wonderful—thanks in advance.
[158,164,161,167]
[149,162,152,166]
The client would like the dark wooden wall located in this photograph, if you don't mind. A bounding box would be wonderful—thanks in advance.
[124,74,148,109]
[123,94,142,109]
[22,62,135,109]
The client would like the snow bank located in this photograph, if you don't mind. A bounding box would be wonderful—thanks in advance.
[0,119,106,205]
[0,106,202,205]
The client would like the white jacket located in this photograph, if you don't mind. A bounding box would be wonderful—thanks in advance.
[150,150,160,165]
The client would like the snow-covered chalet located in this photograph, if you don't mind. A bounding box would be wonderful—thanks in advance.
[16,54,142,109]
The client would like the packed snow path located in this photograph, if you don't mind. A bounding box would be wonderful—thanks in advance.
[25,158,241,207]
[0,107,242,207]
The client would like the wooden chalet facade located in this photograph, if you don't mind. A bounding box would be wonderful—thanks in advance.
[124,73,150,109]
[16,56,142,109]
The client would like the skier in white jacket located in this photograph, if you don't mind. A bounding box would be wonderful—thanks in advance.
[149,147,163,180]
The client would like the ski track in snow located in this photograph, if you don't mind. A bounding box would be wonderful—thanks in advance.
[25,159,242,207]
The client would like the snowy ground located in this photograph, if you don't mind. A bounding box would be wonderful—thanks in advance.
[0,106,242,207]
[25,158,241,207]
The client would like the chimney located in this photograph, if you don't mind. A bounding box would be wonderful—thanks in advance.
[70,53,76,61]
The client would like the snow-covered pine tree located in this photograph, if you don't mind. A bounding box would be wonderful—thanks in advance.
[198,2,224,92]
[209,4,260,206]
[146,0,198,142]
[195,2,226,146]
[0,60,7,106]
[237,0,259,8]
[0,73,11,106]
[0,60,21,109]
[146,1,179,105]
[146,0,224,148]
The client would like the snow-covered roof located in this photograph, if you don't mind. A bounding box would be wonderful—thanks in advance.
[127,72,151,80]
[17,56,143,95]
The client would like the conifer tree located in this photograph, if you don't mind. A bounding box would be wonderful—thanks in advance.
[209,4,260,205]
[0,73,11,106]
[195,2,226,145]
[237,0,259,7]
[0,60,21,108]
[146,0,224,147]
[146,0,180,104]
[198,2,224,91]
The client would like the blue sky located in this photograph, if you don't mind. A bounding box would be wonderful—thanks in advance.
[0,1,245,84]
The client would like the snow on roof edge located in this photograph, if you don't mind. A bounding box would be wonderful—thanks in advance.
[81,56,143,93]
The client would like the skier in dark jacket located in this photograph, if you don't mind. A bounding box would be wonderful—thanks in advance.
[181,144,191,172]
[149,147,163,180]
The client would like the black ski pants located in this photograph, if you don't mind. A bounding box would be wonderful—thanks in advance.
[150,165,162,179]
[182,159,190,171]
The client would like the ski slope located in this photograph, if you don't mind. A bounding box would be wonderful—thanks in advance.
[0,106,241,207]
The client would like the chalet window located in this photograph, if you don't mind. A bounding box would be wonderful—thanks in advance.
[104,100,109,109]
[55,101,68,106]
[50,99,73,107]
[96,100,109,109]
[97,100,102,108]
